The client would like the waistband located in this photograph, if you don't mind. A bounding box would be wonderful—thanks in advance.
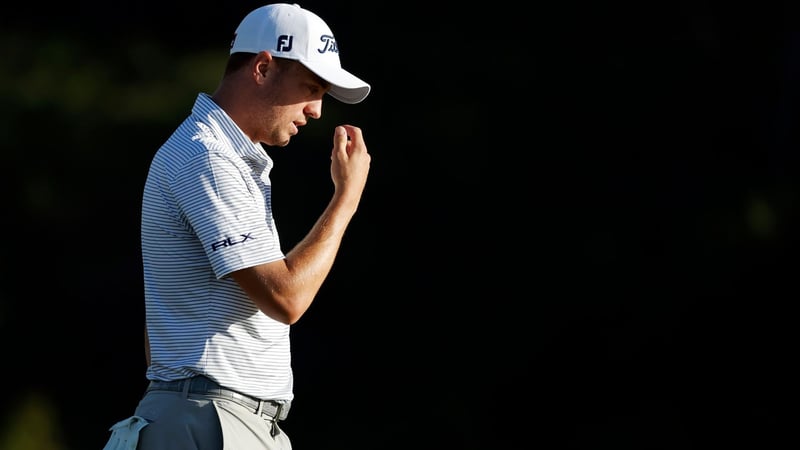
[146,376,290,421]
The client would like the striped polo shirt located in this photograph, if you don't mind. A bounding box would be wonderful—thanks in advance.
[141,93,292,401]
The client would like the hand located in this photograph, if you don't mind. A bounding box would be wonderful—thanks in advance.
[330,125,370,209]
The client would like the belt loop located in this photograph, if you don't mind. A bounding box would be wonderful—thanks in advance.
[255,399,264,416]
[181,377,191,398]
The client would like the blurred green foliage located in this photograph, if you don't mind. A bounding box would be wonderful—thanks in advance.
[0,392,66,450]
[1,31,224,125]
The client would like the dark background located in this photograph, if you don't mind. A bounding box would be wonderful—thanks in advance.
[1,1,797,449]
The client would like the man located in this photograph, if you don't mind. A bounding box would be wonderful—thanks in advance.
[102,3,370,449]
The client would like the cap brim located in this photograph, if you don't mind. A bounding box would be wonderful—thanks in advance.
[301,61,371,104]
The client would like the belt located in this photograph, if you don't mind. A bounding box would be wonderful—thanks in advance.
[147,376,290,421]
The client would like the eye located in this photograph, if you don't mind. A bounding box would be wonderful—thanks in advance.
[306,82,329,99]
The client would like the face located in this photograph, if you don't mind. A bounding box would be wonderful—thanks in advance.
[254,57,330,147]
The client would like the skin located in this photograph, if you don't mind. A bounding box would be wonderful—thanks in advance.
[145,51,370,364]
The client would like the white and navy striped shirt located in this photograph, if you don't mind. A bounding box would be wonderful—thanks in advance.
[142,93,292,401]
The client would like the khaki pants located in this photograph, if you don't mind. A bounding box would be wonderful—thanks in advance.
[103,389,291,450]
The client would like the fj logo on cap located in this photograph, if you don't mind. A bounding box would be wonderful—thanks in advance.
[277,35,293,52]
[317,35,338,54]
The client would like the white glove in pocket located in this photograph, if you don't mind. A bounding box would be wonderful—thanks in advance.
[102,415,150,450]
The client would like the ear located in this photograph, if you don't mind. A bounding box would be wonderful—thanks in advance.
[253,51,274,80]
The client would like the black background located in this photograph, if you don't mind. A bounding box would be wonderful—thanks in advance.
[1,1,797,449]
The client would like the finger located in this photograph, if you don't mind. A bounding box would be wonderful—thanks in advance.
[340,125,366,157]
[341,125,361,146]
[332,126,348,159]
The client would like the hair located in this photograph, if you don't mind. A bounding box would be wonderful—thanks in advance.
[224,52,258,77]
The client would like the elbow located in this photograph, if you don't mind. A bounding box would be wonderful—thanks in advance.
[258,292,313,325]
[269,306,306,325]
[282,296,313,324]
[231,268,316,325]
[284,312,303,325]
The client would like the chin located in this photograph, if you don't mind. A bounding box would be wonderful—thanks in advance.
[264,132,291,147]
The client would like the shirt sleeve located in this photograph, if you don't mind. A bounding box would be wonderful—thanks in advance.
[172,149,285,279]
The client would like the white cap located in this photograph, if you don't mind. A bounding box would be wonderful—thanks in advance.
[230,3,371,104]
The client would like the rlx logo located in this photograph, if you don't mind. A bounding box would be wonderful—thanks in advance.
[211,233,254,251]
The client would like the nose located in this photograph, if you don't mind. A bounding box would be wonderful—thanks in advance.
[304,99,322,120]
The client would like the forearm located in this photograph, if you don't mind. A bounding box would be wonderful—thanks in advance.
[280,196,358,306]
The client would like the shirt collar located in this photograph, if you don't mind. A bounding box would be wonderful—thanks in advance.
[192,93,271,166]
